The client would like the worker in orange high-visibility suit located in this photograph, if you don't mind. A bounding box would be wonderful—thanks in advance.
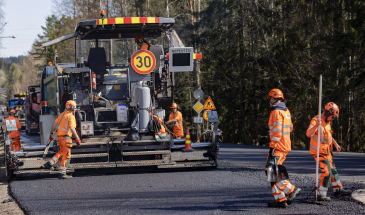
[135,34,151,50]
[153,115,167,141]
[306,102,352,201]
[42,100,81,179]
[165,103,184,139]
[265,89,301,208]
[3,109,22,151]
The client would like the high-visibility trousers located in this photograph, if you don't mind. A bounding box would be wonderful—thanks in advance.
[48,136,72,174]
[10,136,21,151]
[313,154,342,195]
[265,150,295,202]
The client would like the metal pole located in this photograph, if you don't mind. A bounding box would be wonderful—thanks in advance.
[197,111,200,141]
[315,74,322,202]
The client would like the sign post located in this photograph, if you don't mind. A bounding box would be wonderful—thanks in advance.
[193,89,204,141]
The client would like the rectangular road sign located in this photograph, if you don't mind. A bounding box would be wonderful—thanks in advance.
[193,117,204,124]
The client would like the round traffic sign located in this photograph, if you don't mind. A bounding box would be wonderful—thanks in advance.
[131,50,156,75]
[193,89,204,100]
[203,110,211,121]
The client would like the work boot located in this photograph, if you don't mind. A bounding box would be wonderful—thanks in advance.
[334,187,352,197]
[317,194,331,201]
[41,162,52,170]
[287,187,301,205]
[267,201,288,208]
[58,173,73,179]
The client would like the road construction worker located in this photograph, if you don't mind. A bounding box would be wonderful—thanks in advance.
[135,34,151,50]
[152,114,167,141]
[306,102,352,201]
[165,103,184,139]
[265,89,301,208]
[3,109,22,151]
[42,100,81,179]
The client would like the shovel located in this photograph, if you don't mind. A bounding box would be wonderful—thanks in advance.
[267,154,289,182]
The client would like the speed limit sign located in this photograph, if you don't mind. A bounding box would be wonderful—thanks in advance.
[131,50,156,75]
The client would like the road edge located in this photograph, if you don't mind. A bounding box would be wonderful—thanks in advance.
[352,189,365,206]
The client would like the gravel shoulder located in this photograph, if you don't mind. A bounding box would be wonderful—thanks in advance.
[0,143,24,215]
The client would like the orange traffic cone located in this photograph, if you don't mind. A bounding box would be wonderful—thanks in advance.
[197,137,200,143]
[182,130,194,152]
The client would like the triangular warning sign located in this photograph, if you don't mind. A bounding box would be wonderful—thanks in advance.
[203,96,216,110]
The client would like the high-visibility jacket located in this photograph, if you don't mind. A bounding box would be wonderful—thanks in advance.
[169,111,184,138]
[55,111,76,137]
[307,115,333,155]
[3,116,21,138]
[140,42,151,50]
[268,109,293,152]
[153,115,166,134]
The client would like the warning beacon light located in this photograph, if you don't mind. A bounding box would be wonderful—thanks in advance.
[100,10,105,18]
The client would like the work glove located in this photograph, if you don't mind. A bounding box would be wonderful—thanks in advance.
[49,134,53,141]
[269,148,275,158]
[76,139,81,146]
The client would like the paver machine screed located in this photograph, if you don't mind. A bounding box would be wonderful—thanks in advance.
[3,14,220,177]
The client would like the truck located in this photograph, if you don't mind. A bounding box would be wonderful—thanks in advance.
[5,93,26,129]
[3,14,220,178]
[25,86,41,134]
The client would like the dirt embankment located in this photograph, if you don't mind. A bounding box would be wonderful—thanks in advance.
[0,144,24,215]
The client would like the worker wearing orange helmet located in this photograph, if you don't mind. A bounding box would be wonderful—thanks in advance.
[306,102,352,201]
[135,34,151,50]
[265,89,301,208]
[165,103,184,139]
[42,100,81,179]
[3,109,22,151]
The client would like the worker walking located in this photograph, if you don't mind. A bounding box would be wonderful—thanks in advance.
[42,100,81,179]
[3,109,22,151]
[265,89,301,208]
[135,34,151,50]
[306,102,352,201]
[165,103,184,139]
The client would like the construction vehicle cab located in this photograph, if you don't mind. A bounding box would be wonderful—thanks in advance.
[5,93,26,129]
[4,15,220,177]
[25,86,41,134]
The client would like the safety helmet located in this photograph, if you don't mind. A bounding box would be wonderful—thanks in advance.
[10,109,16,114]
[135,34,144,43]
[65,100,77,110]
[324,102,339,116]
[170,103,178,109]
[267,89,284,100]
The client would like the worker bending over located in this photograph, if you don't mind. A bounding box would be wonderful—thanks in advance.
[135,34,151,50]
[306,102,351,201]
[42,100,81,179]
[265,89,301,208]
[3,109,22,151]
[165,103,184,139]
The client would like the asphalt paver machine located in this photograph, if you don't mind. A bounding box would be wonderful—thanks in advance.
[3,15,220,177]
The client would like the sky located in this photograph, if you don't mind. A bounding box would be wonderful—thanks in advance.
[1,0,53,57]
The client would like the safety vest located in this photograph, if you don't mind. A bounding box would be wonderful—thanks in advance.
[169,111,184,137]
[141,43,151,50]
[268,109,293,152]
[3,116,21,138]
[56,111,76,137]
[309,115,333,155]
[153,115,166,134]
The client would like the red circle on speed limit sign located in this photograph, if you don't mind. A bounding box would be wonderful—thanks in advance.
[131,50,156,75]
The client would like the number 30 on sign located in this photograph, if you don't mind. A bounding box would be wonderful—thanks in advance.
[131,50,156,75]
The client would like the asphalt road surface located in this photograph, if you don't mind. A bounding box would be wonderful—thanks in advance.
[9,139,365,214]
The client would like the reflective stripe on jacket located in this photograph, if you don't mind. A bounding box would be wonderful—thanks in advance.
[268,109,293,152]
[307,115,333,155]
[141,43,151,50]
[169,111,184,137]
[3,116,21,138]
[55,111,76,137]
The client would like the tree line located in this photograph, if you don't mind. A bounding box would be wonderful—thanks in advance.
[3,0,365,152]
